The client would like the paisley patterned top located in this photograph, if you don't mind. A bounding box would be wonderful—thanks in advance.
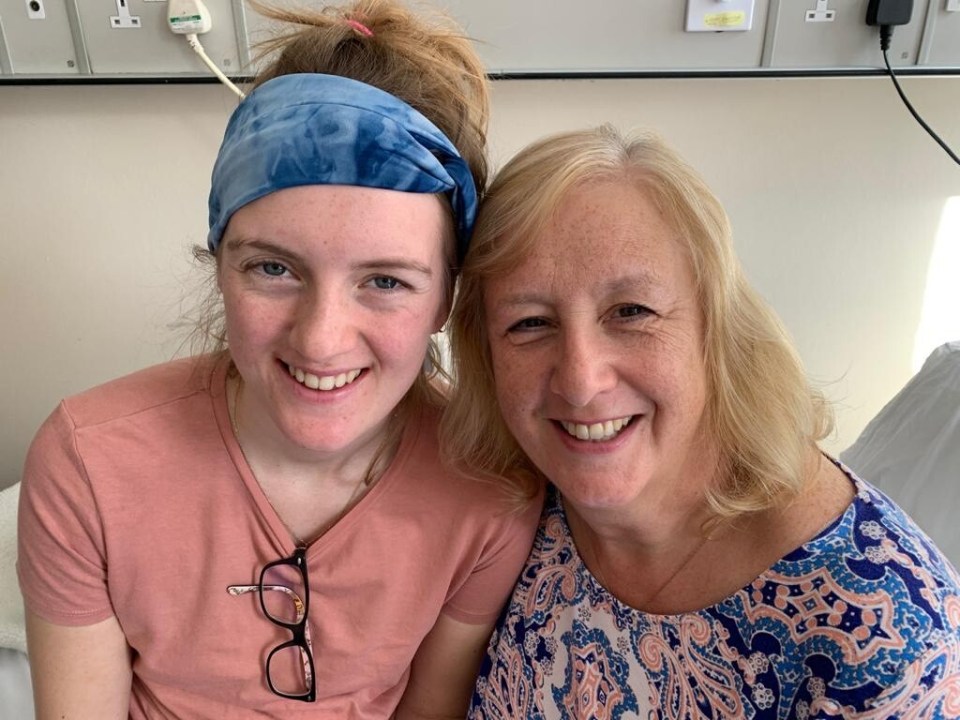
[470,470,960,719]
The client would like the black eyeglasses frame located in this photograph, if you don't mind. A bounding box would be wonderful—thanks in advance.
[258,546,316,703]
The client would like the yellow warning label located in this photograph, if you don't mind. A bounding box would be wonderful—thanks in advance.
[704,11,747,27]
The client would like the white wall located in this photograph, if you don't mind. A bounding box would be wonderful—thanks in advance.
[2,76,959,487]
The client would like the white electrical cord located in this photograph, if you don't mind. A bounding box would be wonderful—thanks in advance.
[185,34,246,100]
[168,0,246,100]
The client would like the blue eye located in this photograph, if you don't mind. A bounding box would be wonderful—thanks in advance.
[261,262,288,277]
[372,276,400,290]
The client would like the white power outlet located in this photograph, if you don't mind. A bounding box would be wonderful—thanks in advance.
[110,0,142,29]
[805,0,836,22]
[26,0,46,20]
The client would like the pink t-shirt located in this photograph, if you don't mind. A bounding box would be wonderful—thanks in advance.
[18,354,541,719]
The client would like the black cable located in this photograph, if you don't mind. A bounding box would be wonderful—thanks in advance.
[880,31,960,166]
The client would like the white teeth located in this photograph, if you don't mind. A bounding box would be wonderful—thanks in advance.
[287,365,362,392]
[561,416,633,442]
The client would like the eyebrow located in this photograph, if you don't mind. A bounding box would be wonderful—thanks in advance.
[355,259,434,277]
[223,237,296,258]
[222,238,434,277]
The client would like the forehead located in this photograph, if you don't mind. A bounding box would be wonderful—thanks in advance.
[486,179,693,299]
[224,184,451,258]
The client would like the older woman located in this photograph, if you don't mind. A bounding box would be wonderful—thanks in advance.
[444,125,960,718]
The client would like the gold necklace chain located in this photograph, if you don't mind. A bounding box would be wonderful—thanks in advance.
[229,376,371,544]
[583,519,711,611]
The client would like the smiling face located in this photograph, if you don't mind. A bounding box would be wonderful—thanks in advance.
[484,178,717,513]
[218,184,450,463]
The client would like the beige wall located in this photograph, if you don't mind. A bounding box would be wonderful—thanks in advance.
[2,76,959,487]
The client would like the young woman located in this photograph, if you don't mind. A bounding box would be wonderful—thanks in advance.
[17,2,540,717]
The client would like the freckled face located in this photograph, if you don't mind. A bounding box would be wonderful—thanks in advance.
[217,184,450,462]
[484,179,715,512]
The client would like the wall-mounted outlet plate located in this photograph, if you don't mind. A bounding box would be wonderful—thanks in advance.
[805,0,837,22]
[110,0,141,29]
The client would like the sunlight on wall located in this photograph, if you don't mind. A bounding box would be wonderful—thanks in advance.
[913,197,960,373]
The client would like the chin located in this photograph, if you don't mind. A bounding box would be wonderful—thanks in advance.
[550,474,643,511]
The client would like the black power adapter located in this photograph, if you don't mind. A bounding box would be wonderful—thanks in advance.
[865,0,959,165]
[865,0,913,50]
[866,0,913,27]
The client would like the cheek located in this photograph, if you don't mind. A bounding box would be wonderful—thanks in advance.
[490,347,536,422]
[659,356,710,425]
[220,289,284,354]
[370,316,434,365]
[219,291,246,341]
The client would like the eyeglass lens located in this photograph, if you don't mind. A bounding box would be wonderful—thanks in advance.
[267,641,312,696]
[261,564,306,625]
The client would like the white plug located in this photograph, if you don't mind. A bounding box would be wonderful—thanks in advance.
[166,0,245,99]
[168,0,213,35]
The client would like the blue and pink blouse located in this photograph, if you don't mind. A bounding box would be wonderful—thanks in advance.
[470,469,960,719]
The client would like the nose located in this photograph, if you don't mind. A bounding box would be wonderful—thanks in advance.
[288,285,357,362]
[548,325,617,408]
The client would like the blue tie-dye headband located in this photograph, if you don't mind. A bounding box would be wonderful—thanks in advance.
[207,73,478,262]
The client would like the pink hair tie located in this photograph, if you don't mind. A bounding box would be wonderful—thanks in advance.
[345,18,374,37]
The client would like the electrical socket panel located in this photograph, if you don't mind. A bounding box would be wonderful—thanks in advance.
[437,0,767,73]
[77,0,242,75]
[0,0,79,73]
[768,0,924,68]
[0,0,956,79]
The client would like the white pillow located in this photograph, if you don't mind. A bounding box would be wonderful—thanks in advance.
[0,482,26,654]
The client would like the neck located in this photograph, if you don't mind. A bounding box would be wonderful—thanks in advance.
[228,373,397,544]
[562,480,720,613]
[567,456,719,552]
[565,493,714,560]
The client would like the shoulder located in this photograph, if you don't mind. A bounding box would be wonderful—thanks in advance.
[847,469,960,593]
[396,405,543,520]
[502,489,585,607]
[25,354,227,476]
[780,465,960,622]
[760,467,960,693]
[59,354,223,431]
[24,354,226,483]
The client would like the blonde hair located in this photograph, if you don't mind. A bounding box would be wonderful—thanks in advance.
[189,0,490,479]
[442,125,832,517]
